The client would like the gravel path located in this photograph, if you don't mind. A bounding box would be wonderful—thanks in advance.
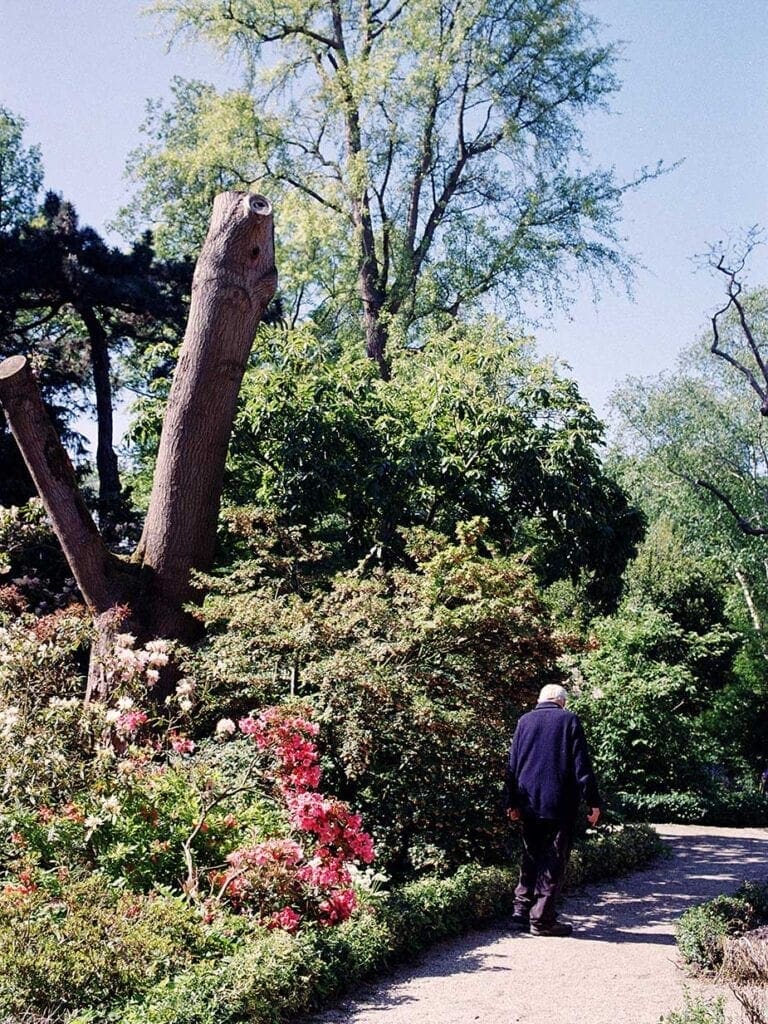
[305,824,768,1024]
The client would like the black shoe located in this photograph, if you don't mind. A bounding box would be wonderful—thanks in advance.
[530,920,572,937]
[508,914,530,932]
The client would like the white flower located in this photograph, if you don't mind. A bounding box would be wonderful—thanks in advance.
[100,795,121,817]
[175,678,195,697]
[84,814,102,830]
[1,706,20,731]
[178,697,193,714]
[114,633,136,649]
[146,669,160,686]
[145,639,169,653]
[591,687,605,700]
[104,708,121,724]
[116,696,134,711]
[48,697,79,710]
[147,652,169,668]
[215,718,236,737]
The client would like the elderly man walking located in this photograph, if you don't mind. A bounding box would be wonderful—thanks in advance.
[503,684,602,936]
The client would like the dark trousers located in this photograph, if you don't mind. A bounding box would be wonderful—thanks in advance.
[514,817,574,926]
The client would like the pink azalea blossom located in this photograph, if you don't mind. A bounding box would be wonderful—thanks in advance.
[226,838,304,869]
[268,906,302,932]
[169,734,195,755]
[318,888,357,925]
[116,709,148,735]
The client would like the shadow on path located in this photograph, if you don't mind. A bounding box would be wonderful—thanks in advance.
[565,829,768,946]
[303,826,768,1023]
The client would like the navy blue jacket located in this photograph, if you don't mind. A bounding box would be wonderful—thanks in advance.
[503,701,601,821]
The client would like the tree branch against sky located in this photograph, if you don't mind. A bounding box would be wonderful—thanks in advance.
[119,0,663,377]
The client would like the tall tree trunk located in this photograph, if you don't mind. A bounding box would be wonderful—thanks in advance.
[0,191,277,696]
[134,191,277,639]
[77,303,121,513]
[360,265,390,381]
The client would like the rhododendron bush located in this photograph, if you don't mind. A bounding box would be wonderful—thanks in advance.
[0,694,373,932]
[192,519,567,874]
[0,594,374,939]
[213,708,375,928]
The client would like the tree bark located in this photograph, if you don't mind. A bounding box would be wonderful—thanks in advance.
[0,355,122,615]
[734,566,762,634]
[77,303,121,512]
[134,191,277,639]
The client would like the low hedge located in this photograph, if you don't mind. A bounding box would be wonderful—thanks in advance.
[108,823,663,1024]
[614,788,768,828]
[676,881,768,974]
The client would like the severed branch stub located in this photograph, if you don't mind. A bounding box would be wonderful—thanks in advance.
[0,355,123,616]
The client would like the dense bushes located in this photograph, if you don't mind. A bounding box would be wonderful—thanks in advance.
[0,875,208,1017]
[614,787,768,828]
[193,518,567,876]
[676,881,768,974]
[568,518,768,828]
[0,824,660,1022]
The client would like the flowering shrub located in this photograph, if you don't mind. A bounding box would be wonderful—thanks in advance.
[0,684,373,933]
[214,707,375,928]
[191,525,566,876]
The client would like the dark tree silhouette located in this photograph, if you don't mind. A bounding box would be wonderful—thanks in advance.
[0,193,191,523]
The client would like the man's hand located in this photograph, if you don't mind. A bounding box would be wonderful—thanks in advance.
[507,808,521,822]
[586,807,601,827]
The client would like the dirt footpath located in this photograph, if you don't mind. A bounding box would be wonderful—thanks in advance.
[305,824,768,1024]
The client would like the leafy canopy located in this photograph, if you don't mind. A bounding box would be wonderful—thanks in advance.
[0,107,43,233]
[124,318,641,600]
[121,0,660,358]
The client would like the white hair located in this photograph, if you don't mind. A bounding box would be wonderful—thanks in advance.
[539,684,568,705]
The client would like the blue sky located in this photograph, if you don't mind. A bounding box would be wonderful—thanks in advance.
[1,0,767,424]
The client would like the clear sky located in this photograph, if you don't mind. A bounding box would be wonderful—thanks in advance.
[1,0,767,425]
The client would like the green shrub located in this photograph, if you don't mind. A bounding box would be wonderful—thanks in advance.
[738,881,768,920]
[25,823,664,1024]
[118,929,325,1024]
[124,821,661,1023]
[662,994,727,1024]
[614,790,708,824]
[567,823,665,887]
[194,525,566,877]
[700,788,768,828]
[676,883,768,973]
[312,913,393,1000]
[613,787,768,828]
[0,874,207,1018]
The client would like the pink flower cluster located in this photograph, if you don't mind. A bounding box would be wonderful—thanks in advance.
[217,706,376,930]
[168,732,195,756]
[238,709,321,793]
[116,709,148,736]
[268,906,302,932]
[226,838,303,870]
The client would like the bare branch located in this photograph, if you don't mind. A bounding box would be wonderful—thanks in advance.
[710,254,768,414]
[693,476,768,536]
